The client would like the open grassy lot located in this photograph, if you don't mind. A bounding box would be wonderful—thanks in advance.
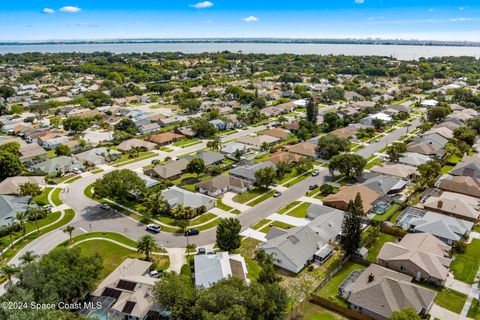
[301,302,347,320]
[233,187,268,203]
[317,262,366,308]
[366,232,398,262]
[286,202,310,218]
[172,138,202,148]
[451,239,480,284]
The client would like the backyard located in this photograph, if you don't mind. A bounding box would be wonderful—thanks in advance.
[365,232,398,262]
[451,239,480,284]
[301,302,347,320]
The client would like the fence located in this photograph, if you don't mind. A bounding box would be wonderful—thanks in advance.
[381,225,407,237]
[309,295,373,320]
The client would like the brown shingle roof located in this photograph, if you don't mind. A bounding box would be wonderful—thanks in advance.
[323,185,382,213]
[287,142,317,158]
[146,132,184,145]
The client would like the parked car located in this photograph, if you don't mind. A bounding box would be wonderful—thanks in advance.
[273,191,282,197]
[100,204,111,210]
[375,139,381,142]
[42,204,53,212]
[309,184,318,190]
[146,224,161,233]
[185,228,200,236]
[197,247,206,255]
[312,171,320,177]
[149,270,162,278]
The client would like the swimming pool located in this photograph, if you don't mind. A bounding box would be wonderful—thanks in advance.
[373,202,391,214]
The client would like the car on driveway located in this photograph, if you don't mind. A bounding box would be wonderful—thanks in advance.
[312,171,320,177]
[184,228,200,236]
[197,248,206,255]
[146,224,161,233]
[100,204,111,210]
[273,191,282,197]
[309,184,319,190]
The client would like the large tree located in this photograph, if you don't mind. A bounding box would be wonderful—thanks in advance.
[306,99,318,123]
[114,118,138,136]
[417,160,441,187]
[216,218,241,252]
[453,126,477,146]
[341,193,364,255]
[254,166,277,189]
[144,193,170,216]
[54,144,71,156]
[192,118,217,138]
[322,112,343,132]
[19,182,42,197]
[94,169,146,200]
[328,153,366,179]
[426,105,451,124]
[317,135,349,159]
[179,98,202,113]
[137,235,157,260]
[185,158,206,177]
[207,136,222,152]
[0,150,23,179]
[386,142,407,162]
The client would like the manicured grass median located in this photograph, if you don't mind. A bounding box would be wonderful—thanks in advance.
[34,187,53,206]
[278,201,301,214]
[233,188,269,204]
[286,202,310,218]
[51,188,63,206]
[451,239,480,284]
[59,231,138,248]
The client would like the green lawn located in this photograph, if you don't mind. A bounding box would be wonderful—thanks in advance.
[33,187,53,206]
[110,151,156,167]
[366,232,398,262]
[158,146,173,152]
[195,218,220,231]
[372,203,400,222]
[468,298,480,319]
[237,238,262,281]
[58,231,138,248]
[51,188,63,206]
[283,172,311,187]
[233,188,269,204]
[278,201,301,214]
[447,153,463,164]
[172,138,201,148]
[216,198,233,212]
[317,262,366,308]
[190,212,217,226]
[286,202,310,218]
[435,288,468,314]
[252,219,271,230]
[63,175,82,184]
[260,221,294,234]
[451,239,480,284]
[365,157,383,170]
[440,165,454,174]
[302,302,347,320]
[246,190,275,206]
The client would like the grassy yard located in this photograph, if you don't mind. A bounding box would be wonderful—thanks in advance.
[260,220,294,233]
[216,198,233,212]
[366,232,398,262]
[237,237,262,281]
[372,203,400,222]
[190,212,217,226]
[110,151,156,166]
[33,187,53,206]
[246,190,275,206]
[301,302,347,320]
[365,157,383,170]
[172,138,201,148]
[58,231,138,248]
[435,288,468,314]
[286,202,310,218]
[440,165,454,174]
[278,201,302,214]
[51,188,63,206]
[233,187,269,204]
[451,239,480,284]
[468,298,480,320]
[251,219,271,230]
[283,172,312,187]
[317,262,366,308]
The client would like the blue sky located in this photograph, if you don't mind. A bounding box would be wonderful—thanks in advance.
[1,1,480,41]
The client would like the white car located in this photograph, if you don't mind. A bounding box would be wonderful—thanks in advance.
[146,224,161,233]
[100,204,111,210]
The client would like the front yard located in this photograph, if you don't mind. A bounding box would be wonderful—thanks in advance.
[286,202,310,218]
[451,238,480,284]
[233,187,269,203]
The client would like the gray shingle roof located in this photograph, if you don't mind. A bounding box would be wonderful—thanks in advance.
[229,161,276,181]
[161,186,216,209]
[361,174,407,194]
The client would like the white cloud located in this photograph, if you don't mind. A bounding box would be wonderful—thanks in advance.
[42,8,55,14]
[59,6,82,13]
[355,0,365,4]
[190,1,213,9]
[242,16,259,22]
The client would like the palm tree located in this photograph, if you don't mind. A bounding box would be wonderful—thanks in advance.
[0,264,19,283]
[27,207,43,234]
[207,136,222,152]
[64,226,75,242]
[137,235,157,261]
[19,251,37,265]
[15,212,28,238]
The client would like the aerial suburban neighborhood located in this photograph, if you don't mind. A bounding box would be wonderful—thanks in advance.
[0,49,480,320]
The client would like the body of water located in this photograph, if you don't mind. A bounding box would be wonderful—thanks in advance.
[1,42,480,60]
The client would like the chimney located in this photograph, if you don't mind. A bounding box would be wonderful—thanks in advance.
[368,273,375,283]
[437,200,443,209]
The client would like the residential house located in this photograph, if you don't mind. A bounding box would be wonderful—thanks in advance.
[323,185,382,213]
[339,263,436,320]
[259,225,330,273]
[0,176,45,195]
[370,163,418,179]
[438,175,480,198]
[267,151,303,165]
[0,195,31,227]
[183,151,224,167]
[83,130,114,145]
[146,132,184,146]
[0,137,47,162]
[360,112,392,126]
[194,252,249,288]
[398,152,431,167]
[407,140,446,157]
[220,141,250,156]
[285,122,300,132]
[450,161,480,178]
[162,186,216,210]
[423,191,480,222]
[377,233,452,286]
[117,139,156,152]
[138,123,160,135]
[209,119,233,131]
[31,156,83,175]
[143,159,189,180]
[307,204,345,243]
[75,147,121,165]
[361,174,407,195]
[88,258,161,320]
[237,135,280,150]
[262,128,291,140]
[286,142,317,159]
[175,126,196,138]
[42,136,69,150]
[329,127,357,139]
[229,161,276,183]
[196,174,252,197]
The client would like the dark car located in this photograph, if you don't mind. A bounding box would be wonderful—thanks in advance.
[197,248,206,255]
[184,228,200,236]
[309,184,319,190]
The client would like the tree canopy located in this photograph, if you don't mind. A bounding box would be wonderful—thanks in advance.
[216,218,242,252]
[317,135,349,159]
[94,169,146,199]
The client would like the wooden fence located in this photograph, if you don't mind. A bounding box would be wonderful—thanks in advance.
[309,295,373,320]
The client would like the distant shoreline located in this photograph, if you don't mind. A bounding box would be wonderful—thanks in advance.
[1,38,480,48]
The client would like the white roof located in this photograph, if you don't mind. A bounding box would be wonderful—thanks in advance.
[422,99,439,107]
[194,252,248,288]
